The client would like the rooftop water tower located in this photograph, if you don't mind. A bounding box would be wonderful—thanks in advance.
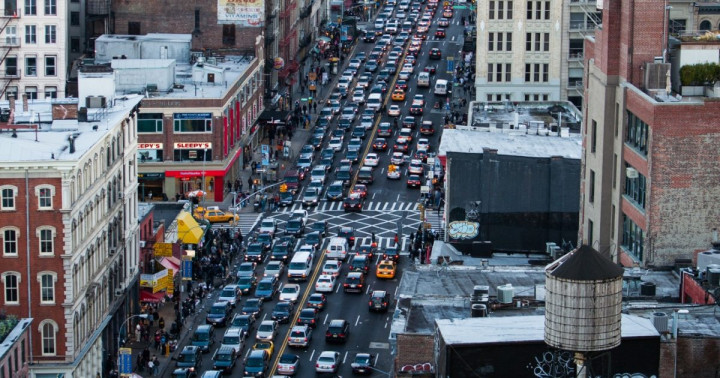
[545,245,624,377]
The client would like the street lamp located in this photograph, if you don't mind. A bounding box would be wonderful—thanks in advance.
[118,313,152,351]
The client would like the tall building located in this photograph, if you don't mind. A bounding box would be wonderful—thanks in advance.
[0,82,142,376]
[561,0,601,108]
[580,0,720,267]
[474,0,564,102]
[0,0,69,99]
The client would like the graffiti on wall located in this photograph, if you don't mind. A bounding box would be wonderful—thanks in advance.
[447,221,479,240]
[527,349,574,378]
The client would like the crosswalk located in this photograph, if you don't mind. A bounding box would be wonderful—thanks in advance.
[277,201,420,213]
[424,209,445,238]
[210,213,262,237]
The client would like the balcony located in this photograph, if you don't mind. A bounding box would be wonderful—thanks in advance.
[86,0,110,16]
[569,22,596,32]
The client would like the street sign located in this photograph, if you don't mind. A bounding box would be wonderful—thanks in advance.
[153,242,173,257]
[119,348,133,375]
[182,257,193,281]
[166,269,174,296]
[261,144,270,166]
[421,186,430,194]
[446,56,454,74]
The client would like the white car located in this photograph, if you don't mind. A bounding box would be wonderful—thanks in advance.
[322,260,342,277]
[412,94,425,107]
[409,160,424,175]
[279,283,301,302]
[352,90,365,104]
[220,327,245,354]
[388,105,401,117]
[391,152,406,165]
[316,351,341,373]
[357,75,371,89]
[329,137,343,151]
[416,138,430,152]
[315,274,336,293]
[329,100,342,114]
[398,128,413,142]
[259,219,277,235]
[337,77,351,90]
[255,320,278,341]
[310,166,327,184]
[364,153,379,167]
[348,59,362,70]
[361,116,374,130]
[264,260,285,277]
[387,165,401,179]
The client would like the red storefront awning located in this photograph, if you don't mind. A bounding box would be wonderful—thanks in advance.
[140,290,165,303]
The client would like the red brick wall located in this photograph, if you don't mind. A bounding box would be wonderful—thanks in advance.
[625,89,720,266]
[681,272,717,305]
[396,334,434,368]
[659,338,720,378]
[0,176,66,359]
[111,0,259,51]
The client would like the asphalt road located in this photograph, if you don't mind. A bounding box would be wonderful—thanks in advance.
[170,2,469,376]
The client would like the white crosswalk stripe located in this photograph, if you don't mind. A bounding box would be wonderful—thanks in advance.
[277,201,419,213]
[210,213,262,237]
[424,209,445,238]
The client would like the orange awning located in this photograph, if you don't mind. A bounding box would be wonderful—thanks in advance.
[159,257,180,272]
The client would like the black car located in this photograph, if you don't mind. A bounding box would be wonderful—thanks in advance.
[351,353,376,375]
[368,290,391,312]
[271,301,295,324]
[310,221,328,237]
[377,69,391,82]
[206,302,232,327]
[303,231,323,250]
[325,319,350,343]
[285,217,305,236]
[402,116,417,129]
[230,314,255,336]
[241,298,264,319]
[382,246,401,262]
[357,245,377,259]
[343,194,364,212]
[271,241,294,262]
[278,191,294,207]
[363,31,376,42]
[343,272,365,293]
[349,255,370,275]
[429,48,442,59]
[297,308,319,328]
[357,167,374,185]
[307,293,327,311]
[337,165,353,186]
[245,243,265,262]
[338,226,356,247]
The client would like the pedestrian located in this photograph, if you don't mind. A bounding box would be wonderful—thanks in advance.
[409,232,415,251]
[154,330,161,351]
[371,232,376,244]
[135,323,142,342]
[158,317,165,331]
[147,357,155,376]
[313,102,317,113]
[142,347,150,369]
[152,355,160,376]
[136,353,145,373]
[394,233,399,246]
[251,161,256,174]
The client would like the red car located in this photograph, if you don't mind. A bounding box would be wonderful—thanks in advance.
[424,65,437,74]
[420,121,435,135]
[435,28,446,38]
[373,138,388,151]
[395,80,408,90]
[407,175,422,188]
[429,48,442,60]
[409,104,424,115]
[352,184,368,199]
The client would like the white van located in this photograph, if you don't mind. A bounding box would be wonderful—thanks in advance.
[287,251,314,282]
[366,93,383,111]
[434,79,448,96]
[325,237,349,261]
[220,327,245,354]
[418,72,431,88]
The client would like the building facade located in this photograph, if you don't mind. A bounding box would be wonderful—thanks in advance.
[0,0,69,100]
[580,0,720,267]
[474,0,563,102]
[0,318,32,378]
[0,82,141,376]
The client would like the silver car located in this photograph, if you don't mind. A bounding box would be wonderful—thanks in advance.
[255,320,278,341]
[288,325,312,348]
[315,351,341,373]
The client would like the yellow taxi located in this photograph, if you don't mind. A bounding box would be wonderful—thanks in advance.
[201,209,240,223]
[252,340,274,356]
[391,89,406,101]
[376,260,397,279]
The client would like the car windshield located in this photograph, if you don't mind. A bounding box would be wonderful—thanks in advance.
[193,332,209,341]
[356,355,371,364]
[210,306,226,315]
[247,245,262,253]
[282,286,297,294]
[239,264,253,272]
[288,220,302,228]
[259,324,273,332]
[180,352,197,362]
[237,277,252,286]
[216,353,232,361]
[288,262,305,270]
[223,335,240,344]
[290,330,305,337]
[221,289,235,297]
[280,355,297,363]
[318,357,334,364]
[233,317,249,326]
[300,310,315,318]
[284,175,298,183]
[247,357,263,367]
[258,282,272,291]
[379,263,393,269]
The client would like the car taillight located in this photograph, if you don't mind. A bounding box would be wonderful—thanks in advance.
[383,302,387,306]
[358,284,363,287]
[344,283,349,287]
[316,364,320,368]
[326,332,332,337]
[339,334,345,338]
[369,301,373,306]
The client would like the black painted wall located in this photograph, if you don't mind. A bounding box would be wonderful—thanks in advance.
[446,151,580,253]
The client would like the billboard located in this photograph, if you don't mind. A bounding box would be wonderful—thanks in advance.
[218,0,265,27]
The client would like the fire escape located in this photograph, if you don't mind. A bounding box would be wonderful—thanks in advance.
[278,0,299,83]
[567,0,602,100]
[0,7,20,100]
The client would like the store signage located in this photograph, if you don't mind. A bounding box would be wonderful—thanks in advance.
[174,142,212,149]
[174,112,212,119]
[138,143,164,149]
[154,242,173,257]
[138,173,165,179]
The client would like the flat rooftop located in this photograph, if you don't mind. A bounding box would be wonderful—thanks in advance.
[438,127,582,160]
[0,95,143,163]
[147,56,254,100]
[467,101,582,130]
[436,314,659,345]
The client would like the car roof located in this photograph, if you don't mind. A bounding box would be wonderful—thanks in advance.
[329,319,346,326]
[347,272,363,278]
[372,290,387,296]
[224,327,244,336]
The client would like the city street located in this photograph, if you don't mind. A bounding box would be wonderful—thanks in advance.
[165,1,471,376]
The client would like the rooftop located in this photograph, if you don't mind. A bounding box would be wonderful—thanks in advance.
[0,318,32,360]
[438,127,582,160]
[0,95,143,163]
[467,101,582,130]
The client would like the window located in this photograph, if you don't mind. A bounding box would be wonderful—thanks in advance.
[39,272,55,303]
[587,220,594,246]
[173,148,212,162]
[624,163,646,209]
[44,55,56,76]
[489,32,512,51]
[70,11,80,26]
[222,24,235,46]
[699,20,711,32]
[544,1,550,19]
[44,25,56,43]
[591,120,597,153]
[1,186,16,210]
[6,86,18,100]
[45,86,57,99]
[486,93,510,101]
[622,215,644,261]
[488,32,494,51]
[543,33,549,51]
[612,154,618,188]
[489,1,495,19]
[40,321,57,355]
[38,227,54,255]
[611,205,616,239]
[5,26,17,45]
[3,228,18,255]
[490,2,514,20]
[24,0,36,15]
[25,86,37,100]
[25,25,36,44]
[138,113,163,133]
[488,64,512,82]
[588,170,596,203]
[44,0,56,15]
[669,19,686,35]
[524,93,549,101]
[524,63,548,83]
[71,37,80,53]
[3,272,19,304]
[37,186,53,209]
[174,118,212,133]
[128,22,140,35]
[626,111,649,155]
[195,9,201,29]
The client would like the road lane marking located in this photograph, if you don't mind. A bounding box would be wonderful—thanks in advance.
[356,315,361,326]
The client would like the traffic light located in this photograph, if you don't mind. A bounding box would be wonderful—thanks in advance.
[280,183,288,193]
[388,165,396,172]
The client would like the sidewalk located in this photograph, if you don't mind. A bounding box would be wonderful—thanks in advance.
[123,297,179,377]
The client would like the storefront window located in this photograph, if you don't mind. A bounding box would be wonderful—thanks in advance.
[138,149,163,162]
[173,148,212,162]
[138,113,163,133]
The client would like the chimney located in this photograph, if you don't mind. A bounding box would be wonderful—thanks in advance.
[68,136,76,154]
[22,93,28,112]
[9,94,15,112]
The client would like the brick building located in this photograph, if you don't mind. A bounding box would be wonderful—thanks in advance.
[579,0,720,267]
[0,81,142,376]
